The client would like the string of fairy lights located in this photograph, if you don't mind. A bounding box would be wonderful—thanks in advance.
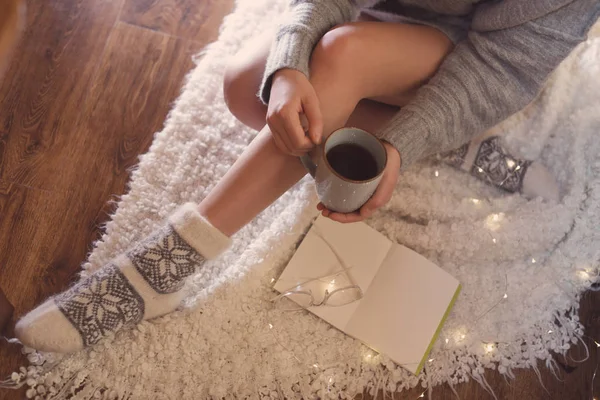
[262,154,600,398]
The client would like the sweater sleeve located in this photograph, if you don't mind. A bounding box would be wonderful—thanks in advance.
[378,0,600,169]
[259,0,376,104]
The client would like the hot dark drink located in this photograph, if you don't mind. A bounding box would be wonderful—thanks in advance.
[326,143,379,181]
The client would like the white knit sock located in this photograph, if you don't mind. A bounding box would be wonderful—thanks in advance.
[15,203,231,353]
[442,136,560,202]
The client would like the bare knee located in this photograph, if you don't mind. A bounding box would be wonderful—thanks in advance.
[309,23,368,103]
[223,60,267,130]
[310,23,363,76]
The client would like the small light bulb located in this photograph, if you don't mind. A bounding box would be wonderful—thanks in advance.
[492,214,500,222]
[547,330,553,334]
[595,340,600,348]
[531,258,536,264]
[270,278,275,283]
[578,270,590,279]
[313,363,319,368]
[268,323,273,329]
[485,343,494,353]
[329,377,333,383]
[419,393,425,398]
[435,170,439,177]
[445,338,449,344]
[478,167,484,173]
[503,293,508,299]
[506,159,515,168]
[471,198,481,204]
[515,165,521,171]
[461,334,466,340]
[492,238,497,244]
[428,358,434,363]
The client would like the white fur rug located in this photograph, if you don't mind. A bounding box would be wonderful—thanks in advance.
[9,2,600,399]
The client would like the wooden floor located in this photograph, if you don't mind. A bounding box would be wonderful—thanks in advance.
[0,0,598,399]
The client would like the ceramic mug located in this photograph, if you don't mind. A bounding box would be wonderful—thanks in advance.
[300,127,387,213]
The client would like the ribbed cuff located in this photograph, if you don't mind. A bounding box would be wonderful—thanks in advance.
[378,110,430,170]
[168,203,231,260]
[258,30,316,104]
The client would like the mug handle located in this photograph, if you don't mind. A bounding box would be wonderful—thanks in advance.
[300,153,317,178]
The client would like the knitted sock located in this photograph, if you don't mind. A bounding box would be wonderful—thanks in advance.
[15,203,231,353]
[442,135,559,202]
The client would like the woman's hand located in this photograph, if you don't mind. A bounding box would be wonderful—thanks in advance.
[267,68,323,156]
[318,142,401,223]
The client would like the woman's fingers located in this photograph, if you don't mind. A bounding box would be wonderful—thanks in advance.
[302,94,323,145]
[359,171,395,216]
[269,118,305,157]
[282,110,313,152]
[267,119,293,155]
[358,145,400,215]
[326,211,364,223]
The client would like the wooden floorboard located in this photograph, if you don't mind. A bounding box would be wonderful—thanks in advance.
[0,0,122,190]
[120,0,230,42]
[0,0,598,399]
[0,0,230,398]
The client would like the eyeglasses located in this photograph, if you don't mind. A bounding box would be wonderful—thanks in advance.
[271,227,363,311]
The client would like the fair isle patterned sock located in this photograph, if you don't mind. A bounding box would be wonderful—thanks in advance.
[442,136,559,202]
[15,203,231,353]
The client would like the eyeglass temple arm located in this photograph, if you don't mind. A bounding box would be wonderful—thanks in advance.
[311,226,360,288]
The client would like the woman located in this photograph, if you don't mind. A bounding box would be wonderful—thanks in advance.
[14,0,599,352]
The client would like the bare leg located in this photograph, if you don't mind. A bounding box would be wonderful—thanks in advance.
[201,22,453,236]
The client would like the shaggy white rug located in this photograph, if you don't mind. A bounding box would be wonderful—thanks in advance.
[7,2,600,399]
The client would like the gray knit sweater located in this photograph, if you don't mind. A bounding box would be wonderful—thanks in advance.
[259,0,599,168]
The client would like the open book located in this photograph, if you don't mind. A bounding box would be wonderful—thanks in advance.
[274,216,461,375]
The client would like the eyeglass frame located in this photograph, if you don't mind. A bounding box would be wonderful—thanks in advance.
[271,225,364,309]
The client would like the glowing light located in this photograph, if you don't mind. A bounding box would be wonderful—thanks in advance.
[547,330,553,334]
[506,159,515,168]
[485,213,504,231]
[515,165,521,171]
[268,323,273,329]
[329,377,333,384]
[428,358,434,363]
[595,340,600,348]
[435,170,439,177]
[492,238,497,244]
[328,279,337,291]
[419,392,426,398]
[460,334,466,340]
[484,343,495,353]
[313,363,319,368]
[470,198,481,205]
[445,338,449,344]
[503,293,508,299]
[270,278,275,283]
[531,258,536,264]
[578,270,590,279]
